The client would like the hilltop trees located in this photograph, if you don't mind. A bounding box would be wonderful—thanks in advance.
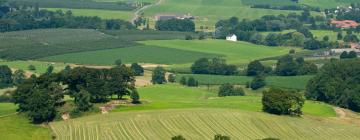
[13,65,137,123]
[155,19,195,32]
[306,59,360,112]
[152,66,167,84]
[262,88,304,116]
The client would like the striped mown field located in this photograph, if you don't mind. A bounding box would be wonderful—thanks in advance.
[50,109,360,140]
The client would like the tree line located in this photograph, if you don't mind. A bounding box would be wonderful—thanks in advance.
[155,18,195,32]
[0,1,134,32]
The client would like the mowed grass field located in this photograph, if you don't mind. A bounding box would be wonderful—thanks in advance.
[0,103,51,140]
[177,74,313,90]
[46,8,133,20]
[50,108,360,140]
[41,39,295,66]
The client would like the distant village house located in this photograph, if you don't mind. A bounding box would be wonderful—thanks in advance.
[330,19,359,29]
[226,34,237,42]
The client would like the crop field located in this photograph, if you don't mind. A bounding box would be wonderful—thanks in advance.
[50,108,360,140]
[177,74,313,90]
[0,29,195,61]
[40,45,220,65]
[142,40,297,64]
[46,8,133,20]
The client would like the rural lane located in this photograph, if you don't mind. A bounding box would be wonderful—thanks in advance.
[131,0,164,24]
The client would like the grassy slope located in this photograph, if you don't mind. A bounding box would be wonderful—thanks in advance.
[177,74,313,90]
[0,103,51,140]
[46,8,133,20]
[0,60,67,74]
[113,84,335,117]
[50,108,359,140]
[142,40,297,64]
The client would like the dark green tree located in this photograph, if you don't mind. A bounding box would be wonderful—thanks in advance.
[151,66,167,84]
[247,60,265,76]
[130,63,144,76]
[218,83,234,97]
[275,55,298,76]
[130,89,140,104]
[0,65,12,87]
[74,89,92,112]
[46,65,54,74]
[168,74,176,83]
[187,77,198,87]
[114,59,122,66]
[250,75,266,90]
[180,76,187,85]
[262,88,305,116]
[28,65,36,71]
[191,58,210,74]
[12,69,25,86]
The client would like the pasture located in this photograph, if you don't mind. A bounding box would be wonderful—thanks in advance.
[0,60,67,74]
[177,74,313,90]
[299,0,357,8]
[46,8,134,20]
[0,103,51,140]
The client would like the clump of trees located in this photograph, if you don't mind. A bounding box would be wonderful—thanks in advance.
[306,59,360,112]
[275,55,317,76]
[250,75,266,90]
[246,60,271,76]
[262,88,305,116]
[191,58,238,75]
[12,65,137,123]
[152,66,167,84]
[179,76,199,87]
[0,2,134,32]
[168,74,176,83]
[340,51,357,59]
[218,83,245,97]
[130,63,144,76]
[155,19,195,32]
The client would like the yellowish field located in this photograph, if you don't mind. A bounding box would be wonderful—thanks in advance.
[50,108,360,140]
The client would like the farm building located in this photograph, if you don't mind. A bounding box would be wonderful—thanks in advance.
[330,19,359,28]
[154,13,193,21]
[226,34,237,42]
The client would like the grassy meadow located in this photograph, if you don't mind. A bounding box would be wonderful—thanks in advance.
[46,8,134,20]
[0,60,67,74]
[299,0,357,8]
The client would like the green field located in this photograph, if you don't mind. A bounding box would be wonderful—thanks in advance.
[40,39,295,66]
[112,84,335,117]
[40,45,220,65]
[177,74,313,90]
[0,103,51,140]
[46,8,133,20]
[142,40,297,64]
[299,0,357,8]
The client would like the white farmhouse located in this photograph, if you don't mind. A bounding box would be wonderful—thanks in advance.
[226,34,237,42]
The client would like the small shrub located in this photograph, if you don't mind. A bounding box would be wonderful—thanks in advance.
[180,76,187,85]
[187,77,198,87]
[28,65,36,71]
[172,135,186,140]
[168,74,176,83]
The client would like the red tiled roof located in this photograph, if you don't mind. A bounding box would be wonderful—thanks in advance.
[331,20,359,28]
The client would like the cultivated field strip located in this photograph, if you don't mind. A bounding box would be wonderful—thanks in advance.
[50,109,360,140]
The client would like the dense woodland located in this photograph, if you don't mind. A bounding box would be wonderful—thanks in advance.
[155,19,195,32]
[306,59,360,112]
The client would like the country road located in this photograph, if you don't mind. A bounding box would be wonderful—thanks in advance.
[131,0,164,24]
